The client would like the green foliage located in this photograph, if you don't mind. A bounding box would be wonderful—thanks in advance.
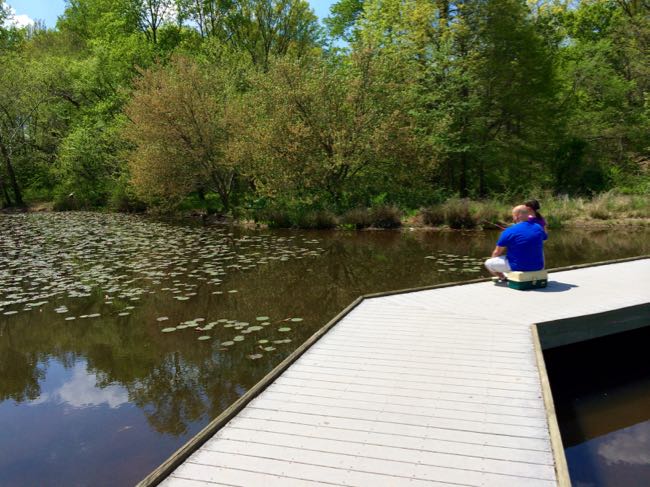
[442,199,476,229]
[125,55,244,211]
[419,206,446,226]
[245,52,421,210]
[369,205,402,228]
[325,0,364,41]
[342,207,373,229]
[1,0,648,220]
[420,199,508,228]
[55,119,125,208]
[297,209,339,229]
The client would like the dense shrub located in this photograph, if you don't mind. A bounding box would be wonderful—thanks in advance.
[297,210,338,229]
[52,192,87,211]
[342,207,373,229]
[444,199,476,229]
[419,206,445,226]
[472,201,507,227]
[370,205,402,228]
[260,208,294,228]
[109,184,147,213]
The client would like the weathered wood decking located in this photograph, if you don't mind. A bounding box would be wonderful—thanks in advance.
[145,257,650,487]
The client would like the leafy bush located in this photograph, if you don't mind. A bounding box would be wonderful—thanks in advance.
[471,200,507,227]
[109,183,147,213]
[54,121,124,209]
[419,206,445,226]
[545,214,564,229]
[260,208,294,228]
[443,198,476,229]
[370,205,402,228]
[52,193,85,211]
[342,207,373,229]
[297,210,338,229]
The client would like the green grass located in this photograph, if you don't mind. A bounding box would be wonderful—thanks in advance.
[418,193,650,229]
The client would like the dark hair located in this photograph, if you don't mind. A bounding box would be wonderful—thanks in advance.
[525,199,542,218]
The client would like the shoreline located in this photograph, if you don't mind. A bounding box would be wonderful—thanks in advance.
[5,204,650,231]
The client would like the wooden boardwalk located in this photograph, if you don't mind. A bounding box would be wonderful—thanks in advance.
[147,258,650,487]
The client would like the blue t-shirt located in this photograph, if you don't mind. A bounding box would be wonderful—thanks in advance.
[496,221,547,271]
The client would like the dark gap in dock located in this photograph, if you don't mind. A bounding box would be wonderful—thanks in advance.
[539,304,650,487]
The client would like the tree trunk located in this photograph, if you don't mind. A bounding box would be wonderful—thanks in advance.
[478,160,486,197]
[459,152,468,198]
[0,141,24,207]
[0,174,12,208]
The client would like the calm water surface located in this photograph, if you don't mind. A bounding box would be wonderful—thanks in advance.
[545,326,650,487]
[1,212,649,486]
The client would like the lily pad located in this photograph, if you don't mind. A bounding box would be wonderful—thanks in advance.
[156,317,169,321]
[233,335,245,342]
[197,336,211,341]
[278,327,291,332]
[161,327,177,333]
[247,354,263,360]
[256,316,270,321]
[221,341,234,346]
[290,318,303,322]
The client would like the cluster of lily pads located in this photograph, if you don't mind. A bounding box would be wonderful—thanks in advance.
[156,314,304,359]
[0,213,324,319]
[424,251,485,273]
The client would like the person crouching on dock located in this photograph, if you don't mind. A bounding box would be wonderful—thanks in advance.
[484,205,547,281]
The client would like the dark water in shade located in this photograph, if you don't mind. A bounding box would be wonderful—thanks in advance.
[0,212,649,487]
[545,325,650,487]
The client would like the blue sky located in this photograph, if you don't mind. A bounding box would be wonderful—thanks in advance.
[6,0,336,28]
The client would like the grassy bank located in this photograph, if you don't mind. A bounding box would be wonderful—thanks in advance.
[22,192,650,231]
[418,193,650,230]
[247,193,650,230]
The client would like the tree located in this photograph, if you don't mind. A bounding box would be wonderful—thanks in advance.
[356,0,558,196]
[214,0,321,68]
[0,53,52,207]
[555,0,650,192]
[325,0,364,42]
[136,0,176,44]
[245,53,420,208]
[125,55,243,210]
[177,0,232,38]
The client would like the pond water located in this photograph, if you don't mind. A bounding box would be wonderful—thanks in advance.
[1,212,648,487]
[545,325,650,487]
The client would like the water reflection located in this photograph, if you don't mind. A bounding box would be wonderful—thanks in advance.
[598,421,650,466]
[566,420,650,487]
[0,213,649,486]
[30,362,129,409]
[546,325,650,487]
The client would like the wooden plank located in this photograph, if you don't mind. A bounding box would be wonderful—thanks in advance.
[531,325,572,487]
[238,408,552,450]
[188,447,556,487]
[262,385,547,417]
[210,427,556,478]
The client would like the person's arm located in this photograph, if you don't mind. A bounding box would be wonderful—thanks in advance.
[492,246,506,257]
